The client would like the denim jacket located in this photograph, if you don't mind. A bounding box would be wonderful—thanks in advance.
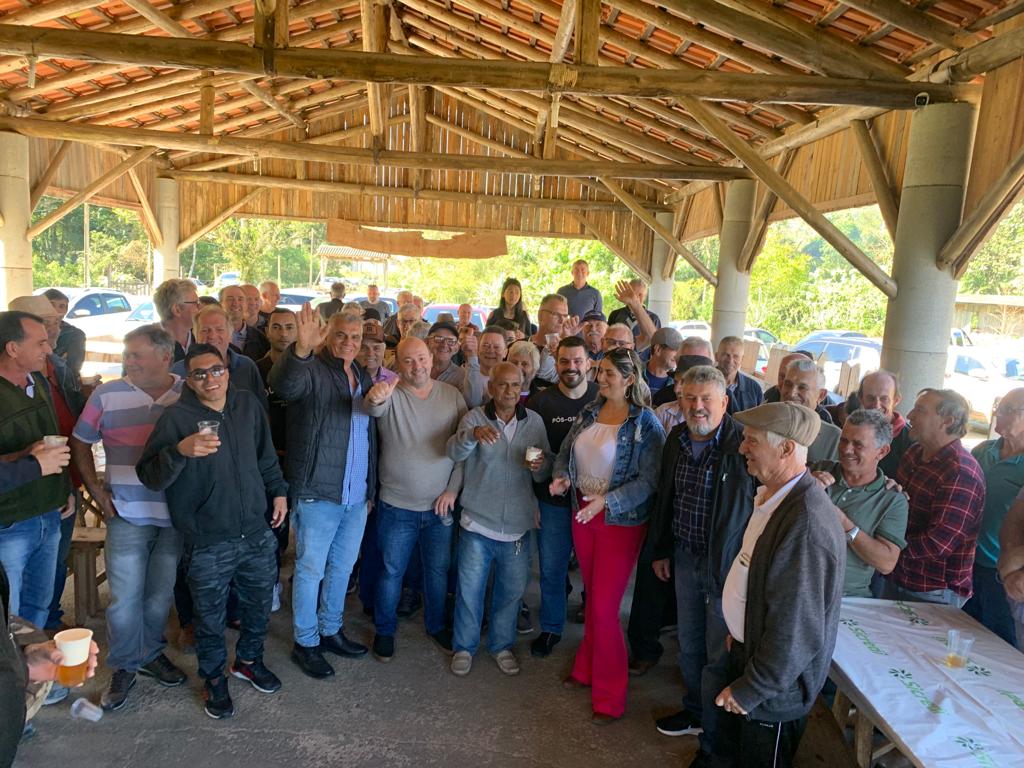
[552,399,665,526]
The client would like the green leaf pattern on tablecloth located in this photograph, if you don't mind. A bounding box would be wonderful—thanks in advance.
[888,668,947,714]
[953,736,1000,767]
[839,618,888,656]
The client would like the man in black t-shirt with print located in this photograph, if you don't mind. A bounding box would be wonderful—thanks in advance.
[525,336,598,658]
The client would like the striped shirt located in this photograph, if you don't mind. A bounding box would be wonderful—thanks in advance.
[73,376,184,527]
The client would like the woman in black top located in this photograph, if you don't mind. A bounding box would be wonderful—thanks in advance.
[486,277,532,337]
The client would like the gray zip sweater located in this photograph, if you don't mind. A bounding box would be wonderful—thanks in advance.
[447,402,552,537]
[730,471,846,722]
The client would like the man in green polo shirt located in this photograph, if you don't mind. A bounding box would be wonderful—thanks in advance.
[965,387,1024,646]
[811,409,908,597]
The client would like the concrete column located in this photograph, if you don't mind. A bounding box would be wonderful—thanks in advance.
[646,211,674,323]
[152,177,180,285]
[0,131,32,308]
[881,102,977,413]
[711,179,757,348]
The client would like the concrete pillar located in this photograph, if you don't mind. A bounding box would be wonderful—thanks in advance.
[152,177,180,285]
[646,211,674,323]
[881,102,977,414]
[0,131,32,308]
[711,179,757,348]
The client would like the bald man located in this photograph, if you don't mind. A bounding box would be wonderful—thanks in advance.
[365,337,469,662]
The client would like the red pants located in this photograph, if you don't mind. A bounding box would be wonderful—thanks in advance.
[570,508,647,717]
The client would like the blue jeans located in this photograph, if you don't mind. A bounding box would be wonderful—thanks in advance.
[105,516,182,671]
[45,511,76,629]
[675,543,729,755]
[187,529,277,680]
[453,528,531,655]
[963,564,1017,647]
[373,501,452,637]
[0,510,61,627]
[292,499,368,647]
[882,579,968,608]
[537,501,573,635]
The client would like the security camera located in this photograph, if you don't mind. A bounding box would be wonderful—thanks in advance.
[915,92,930,108]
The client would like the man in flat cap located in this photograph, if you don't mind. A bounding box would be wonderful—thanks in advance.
[712,402,846,768]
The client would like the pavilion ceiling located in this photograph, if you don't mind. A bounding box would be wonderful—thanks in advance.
[0,0,1021,279]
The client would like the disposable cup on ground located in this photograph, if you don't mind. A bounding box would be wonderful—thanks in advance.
[70,698,103,722]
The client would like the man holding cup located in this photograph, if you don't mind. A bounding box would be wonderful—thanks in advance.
[446,363,550,677]
[71,325,187,711]
[138,344,288,720]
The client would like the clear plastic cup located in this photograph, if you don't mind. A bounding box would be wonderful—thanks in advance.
[945,629,975,668]
[197,420,220,437]
[525,447,543,463]
[43,435,69,447]
[70,697,103,722]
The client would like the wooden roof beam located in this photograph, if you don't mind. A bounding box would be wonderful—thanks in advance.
[0,114,750,181]
[360,0,389,147]
[737,149,795,271]
[573,211,652,281]
[681,96,897,298]
[534,0,577,157]
[839,0,982,51]
[576,0,602,66]
[178,188,266,251]
[164,168,670,212]
[126,167,162,246]
[29,139,70,211]
[0,0,98,27]
[850,118,899,241]
[0,25,964,108]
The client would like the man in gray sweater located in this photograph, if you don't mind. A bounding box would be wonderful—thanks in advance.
[714,402,845,768]
[366,337,467,663]
[446,363,551,677]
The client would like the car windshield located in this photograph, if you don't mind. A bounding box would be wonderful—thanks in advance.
[127,302,155,321]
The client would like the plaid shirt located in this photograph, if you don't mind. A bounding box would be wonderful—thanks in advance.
[892,440,986,598]
[671,427,721,555]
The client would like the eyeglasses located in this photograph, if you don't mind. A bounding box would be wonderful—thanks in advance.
[429,336,458,348]
[187,365,227,381]
[539,309,569,321]
[180,300,200,306]
[604,339,632,348]
[996,404,1024,416]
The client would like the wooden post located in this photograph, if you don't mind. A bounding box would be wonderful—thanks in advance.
[199,81,215,135]
[575,0,601,66]
[680,97,898,298]
[850,119,900,241]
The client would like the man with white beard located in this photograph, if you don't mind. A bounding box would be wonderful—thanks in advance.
[645,366,758,766]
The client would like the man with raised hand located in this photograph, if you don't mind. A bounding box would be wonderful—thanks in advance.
[366,337,468,663]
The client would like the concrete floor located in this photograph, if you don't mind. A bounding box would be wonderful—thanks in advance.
[17,573,696,768]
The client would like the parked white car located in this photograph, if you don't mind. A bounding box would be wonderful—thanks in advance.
[944,346,1024,429]
[34,287,135,339]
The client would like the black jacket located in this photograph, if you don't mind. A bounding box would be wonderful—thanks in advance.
[729,472,846,721]
[725,371,764,414]
[233,324,270,362]
[136,386,287,547]
[54,322,86,374]
[267,345,378,504]
[649,414,757,594]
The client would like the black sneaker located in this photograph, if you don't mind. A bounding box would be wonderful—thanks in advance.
[530,632,561,658]
[372,634,395,663]
[396,588,422,619]
[655,710,704,737]
[138,653,187,687]
[203,676,234,720]
[517,603,532,634]
[230,659,281,694]
[429,628,453,654]
[320,631,368,658]
[101,670,137,711]
[291,643,335,679]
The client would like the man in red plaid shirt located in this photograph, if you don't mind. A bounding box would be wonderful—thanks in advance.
[883,389,985,607]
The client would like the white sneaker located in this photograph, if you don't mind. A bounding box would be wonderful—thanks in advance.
[271,582,282,613]
[450,650,473,677]
[492,650,520,676]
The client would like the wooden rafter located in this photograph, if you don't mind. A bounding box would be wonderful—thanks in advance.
[178,188,266,251]
[360,0,389,147]
[27,147,156,239]
[573,211,652,281]
[738,149,796,271]
[850,118,899,241]
[575,0,601,67]
[29,139,70,211]
[839,0,983,50]
[126,167,162,247]
[680,96,898,298]
[0,25,970,108]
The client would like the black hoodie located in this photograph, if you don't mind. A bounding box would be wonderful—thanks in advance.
[136,385,288,547]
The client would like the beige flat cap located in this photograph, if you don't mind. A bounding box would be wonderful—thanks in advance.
[734,402,821,447]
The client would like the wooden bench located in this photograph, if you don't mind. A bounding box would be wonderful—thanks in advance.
[67,487,107,625]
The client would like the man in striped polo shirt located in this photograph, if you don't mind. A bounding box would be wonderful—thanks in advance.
[71,325,188,712]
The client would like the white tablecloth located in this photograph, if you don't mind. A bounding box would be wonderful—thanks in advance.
[830,598,1024,767]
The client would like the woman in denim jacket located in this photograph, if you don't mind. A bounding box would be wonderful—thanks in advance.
[550,348,665,723]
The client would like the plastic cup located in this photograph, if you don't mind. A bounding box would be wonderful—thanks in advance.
[945,629,975,668]
[54,628,93,687]
[525,447,543,462]
[545,333,560,347]
[197,420,220,437]
[70,697,103,722]
[43,435,69,447]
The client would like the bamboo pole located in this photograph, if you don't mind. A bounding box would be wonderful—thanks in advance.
[850,119,899,241]
[29,140,70,211]
[178,188,265,251]
[27,147,156,239]
[680,96,897,298]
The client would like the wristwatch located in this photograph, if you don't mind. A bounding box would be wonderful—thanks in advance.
[847,525,860,543]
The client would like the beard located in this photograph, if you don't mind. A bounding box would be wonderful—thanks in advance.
[685,410,716,436]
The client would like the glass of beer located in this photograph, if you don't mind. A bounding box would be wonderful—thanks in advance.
[945,629,974,668]
[54,628,93,687]
[43,435,69,447]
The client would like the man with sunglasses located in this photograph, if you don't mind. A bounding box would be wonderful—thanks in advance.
[427,321,465,390]
[529,294,573,385]
[138,344,287,720]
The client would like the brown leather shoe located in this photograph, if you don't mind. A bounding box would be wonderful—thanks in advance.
[592,712,620,725]
[562,675,589,689]
[628,658,656,677]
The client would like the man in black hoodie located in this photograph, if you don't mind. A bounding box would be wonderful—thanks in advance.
[137,344,288,721]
